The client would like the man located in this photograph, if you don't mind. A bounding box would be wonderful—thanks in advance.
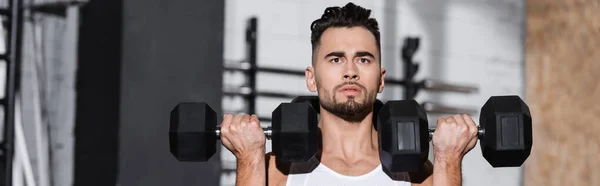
[220,3,478,186]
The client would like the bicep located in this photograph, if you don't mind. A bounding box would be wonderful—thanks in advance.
[267,152,288,186]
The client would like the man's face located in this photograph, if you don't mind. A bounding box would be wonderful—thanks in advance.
[306,27,386,121]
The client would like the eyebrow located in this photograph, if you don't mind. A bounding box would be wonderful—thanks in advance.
[355,51,375,59]
[324,51,375,59]
[324,51,345,59]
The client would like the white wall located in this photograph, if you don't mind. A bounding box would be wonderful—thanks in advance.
[222,0,525,185]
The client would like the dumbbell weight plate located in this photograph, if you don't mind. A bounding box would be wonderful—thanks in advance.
[271,99,320,162]
[480,95,532,167]
[377,100,429,173]
[169,102,217,162]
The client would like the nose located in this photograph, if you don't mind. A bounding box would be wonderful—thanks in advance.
[343,62,359,81]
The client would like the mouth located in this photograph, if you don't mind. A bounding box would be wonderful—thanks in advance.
[339,85,361,95]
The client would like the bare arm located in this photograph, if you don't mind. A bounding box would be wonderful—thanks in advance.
[430,114,478,186]
[220,114,268,186]
[236,153,266,186]
[432,155,461,186]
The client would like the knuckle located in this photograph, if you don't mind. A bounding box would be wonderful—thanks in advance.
[448,117,456,122]
[458,124,467,131]
[230,124,237,132]
[470,127,478,134]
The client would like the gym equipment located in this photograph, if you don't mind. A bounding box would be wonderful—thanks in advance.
[1,0,25,184]
[377,95,532,172]
[222,18,478,122]
[169,101,319,163]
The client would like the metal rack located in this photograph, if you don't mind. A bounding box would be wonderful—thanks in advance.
[0,0,24,185]
[223,17,480,119]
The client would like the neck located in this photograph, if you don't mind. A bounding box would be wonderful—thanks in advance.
[318,107,379,161]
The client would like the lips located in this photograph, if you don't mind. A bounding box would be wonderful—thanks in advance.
[339,85,361,93]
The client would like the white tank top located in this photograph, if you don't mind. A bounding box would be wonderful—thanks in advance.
[285,163,412,186]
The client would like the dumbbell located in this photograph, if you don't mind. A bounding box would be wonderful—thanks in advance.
[169,101,319,163]
[377,95,532,172]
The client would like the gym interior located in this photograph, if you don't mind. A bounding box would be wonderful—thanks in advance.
[0,0,597,186]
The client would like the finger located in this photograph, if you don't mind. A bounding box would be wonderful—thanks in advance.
[452,114,466,125]
[250,114,261,128]
[231,114,244,133]
[469,136,478,147]
[462,114,478,136]
[221,134,233,150]
[437,116,445,126]
[466,136,478,153]
[241,114,251,128]
[452,114,468,133]
[228,114,247,151]
[444,116,456,124]
[462,114,477,127]
[220,114,233,135]
[220,114,233,148]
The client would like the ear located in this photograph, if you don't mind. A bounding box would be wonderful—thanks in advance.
[306,66,317,92]
[378,68,386,93]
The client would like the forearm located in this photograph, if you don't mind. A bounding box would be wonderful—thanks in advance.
[432,155,462,186]
[236,156,266,186]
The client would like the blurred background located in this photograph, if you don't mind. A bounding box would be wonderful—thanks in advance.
[0,0,596,186]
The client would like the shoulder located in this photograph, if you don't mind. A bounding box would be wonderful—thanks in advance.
[266,152,288,186]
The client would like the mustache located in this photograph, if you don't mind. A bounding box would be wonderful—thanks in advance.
[334,81,366,92]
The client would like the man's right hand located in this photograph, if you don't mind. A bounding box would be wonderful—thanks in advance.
[220,114,266,162]
[432,114,478,161]
[430,114,478,186]
[221,114,267,186]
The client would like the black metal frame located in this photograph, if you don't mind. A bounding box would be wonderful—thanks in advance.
[246,17,257,116]
[401,37,421,100]
[0,0,24,185]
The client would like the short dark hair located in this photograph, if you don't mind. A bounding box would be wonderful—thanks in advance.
[310,3,381,59]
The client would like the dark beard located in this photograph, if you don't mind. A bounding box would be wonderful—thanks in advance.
[320,82,375,122]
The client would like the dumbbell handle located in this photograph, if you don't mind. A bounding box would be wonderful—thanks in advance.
[428,127,485,140]
[215,127,273,139]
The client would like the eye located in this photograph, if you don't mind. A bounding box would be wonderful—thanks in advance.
[331,58,341,63]
[359,58,370,64]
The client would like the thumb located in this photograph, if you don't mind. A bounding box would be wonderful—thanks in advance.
[464,136,478,155]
